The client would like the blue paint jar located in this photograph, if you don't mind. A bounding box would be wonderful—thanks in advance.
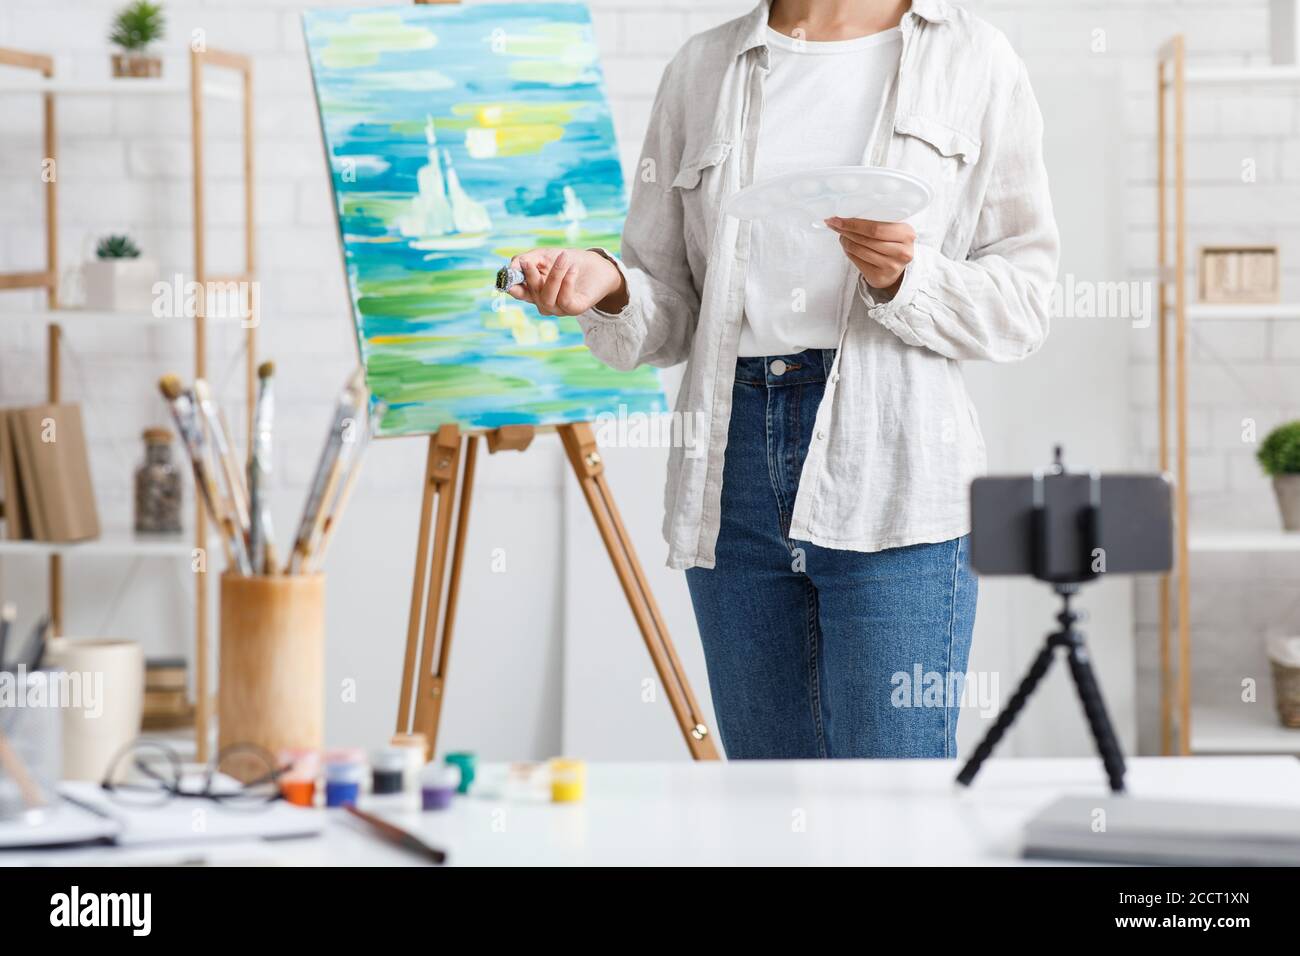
[324,749,367,808]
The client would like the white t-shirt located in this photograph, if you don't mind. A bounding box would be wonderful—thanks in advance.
[738,26,902,358]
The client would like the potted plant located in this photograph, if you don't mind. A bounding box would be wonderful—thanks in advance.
[1258,420,1300,531]
[83,235,158,313]
[110,1,165,78]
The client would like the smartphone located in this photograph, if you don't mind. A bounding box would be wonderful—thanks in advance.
[970,472,1173,579]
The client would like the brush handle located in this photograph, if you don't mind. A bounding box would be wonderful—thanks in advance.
[164,393,242,571]
[0,728,45,809]
[287,380,363,573]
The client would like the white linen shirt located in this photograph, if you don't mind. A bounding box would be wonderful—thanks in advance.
[577,0,1060,570]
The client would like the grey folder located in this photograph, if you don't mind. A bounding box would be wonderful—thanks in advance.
[1024,794,1300,866]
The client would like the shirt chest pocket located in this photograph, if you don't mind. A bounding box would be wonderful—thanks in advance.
[892,115,982,246]
[671,141,732,256]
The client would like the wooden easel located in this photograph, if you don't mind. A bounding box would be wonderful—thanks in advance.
[395,422,718,760]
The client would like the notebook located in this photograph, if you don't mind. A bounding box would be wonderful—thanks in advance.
[0,781,322,850]
[8,404,99,542]
[0,410,29,539]
[1023,794,1300,866]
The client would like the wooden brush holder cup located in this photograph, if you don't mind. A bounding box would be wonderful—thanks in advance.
[218,572,325,758]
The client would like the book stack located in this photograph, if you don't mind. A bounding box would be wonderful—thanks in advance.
[0,403,100,542]
[142,657,195,731]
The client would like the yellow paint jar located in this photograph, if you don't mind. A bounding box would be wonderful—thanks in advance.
[549,758,586,803]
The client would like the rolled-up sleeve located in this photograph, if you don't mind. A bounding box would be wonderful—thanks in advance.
[577,57,699,372]
[860,59,1059,363]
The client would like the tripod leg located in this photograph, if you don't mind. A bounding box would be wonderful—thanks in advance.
[956,642,1057,787]
[1065,643,1127,793]
[558,422,720,760]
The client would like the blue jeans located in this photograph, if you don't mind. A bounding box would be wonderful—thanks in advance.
[685,350,977,760]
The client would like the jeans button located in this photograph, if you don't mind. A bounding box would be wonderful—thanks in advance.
[769,359,787,376]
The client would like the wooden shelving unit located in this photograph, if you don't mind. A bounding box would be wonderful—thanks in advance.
[1156,35,1300,756]
[0,47,258,762]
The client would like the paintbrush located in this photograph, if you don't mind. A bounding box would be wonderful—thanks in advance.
[158,375,245,573]
[286,371,365,574]
[23,614,50,672]
[308,401,383,572]
[193,379,252,555]
[248,361,276,575]
[0,602,15,672]
[344,803,446,864]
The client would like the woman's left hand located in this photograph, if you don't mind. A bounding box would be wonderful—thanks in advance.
[825,217,916,295]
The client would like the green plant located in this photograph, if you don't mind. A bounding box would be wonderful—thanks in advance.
[96,234,142,259]
[109,1,165,52]
[1258,421,1300,476]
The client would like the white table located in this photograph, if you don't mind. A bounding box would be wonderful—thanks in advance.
[8,756,1300,866]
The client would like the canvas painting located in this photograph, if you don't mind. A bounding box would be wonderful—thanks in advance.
[302,3,665,435]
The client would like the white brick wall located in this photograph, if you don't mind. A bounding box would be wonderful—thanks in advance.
[1,0,1295,757]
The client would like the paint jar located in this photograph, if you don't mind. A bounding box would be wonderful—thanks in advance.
[420,764,459,811]
[278,749,321,808]
[550,758,586,803]
[281,778,316,808]
[390,733,428,796]
[371,747,406,795]
[445,751,475,794]
[503,762,549,802]
[323,749,366,808]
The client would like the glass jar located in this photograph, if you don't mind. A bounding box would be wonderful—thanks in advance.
[134,427,182,534]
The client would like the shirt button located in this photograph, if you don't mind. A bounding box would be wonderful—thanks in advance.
[829,373,840,384]
[816,429,827,440]
[769,359,787,376]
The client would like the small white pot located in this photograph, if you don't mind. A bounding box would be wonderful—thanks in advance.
[82,257,159,313]
[1274,474,1300,532]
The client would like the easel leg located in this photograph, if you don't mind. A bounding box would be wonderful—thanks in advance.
[397,425,471,758]
[558,422,720,760]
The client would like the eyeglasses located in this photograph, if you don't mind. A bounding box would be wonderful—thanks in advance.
[101,740,290,811]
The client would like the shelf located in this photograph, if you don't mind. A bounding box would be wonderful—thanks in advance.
[0,530,192,558]
[1185,302,1300,321]
[1191,703,1300,754]
[1186,65,1300,85]
[0,77,240,100]
[1,307,245,327]
[1189,530,1300,552]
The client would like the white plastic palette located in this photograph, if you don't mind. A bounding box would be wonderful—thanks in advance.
[724,166,932,230]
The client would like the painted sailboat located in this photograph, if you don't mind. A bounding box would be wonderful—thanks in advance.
[397,115,492,251]
[561,184,587,241]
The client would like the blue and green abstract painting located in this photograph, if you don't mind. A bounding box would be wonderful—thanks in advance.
[302,3,664,435]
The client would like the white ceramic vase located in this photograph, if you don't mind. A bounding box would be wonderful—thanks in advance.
[45,638,145,782]
[82,257,159,313]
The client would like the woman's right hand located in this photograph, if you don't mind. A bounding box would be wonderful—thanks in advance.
[505,248,629,316]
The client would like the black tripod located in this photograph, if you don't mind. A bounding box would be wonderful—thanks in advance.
[956,584,1127,792]
[957,450,1128,793]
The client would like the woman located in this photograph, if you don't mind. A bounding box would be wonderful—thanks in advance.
[507,0,1059,759]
